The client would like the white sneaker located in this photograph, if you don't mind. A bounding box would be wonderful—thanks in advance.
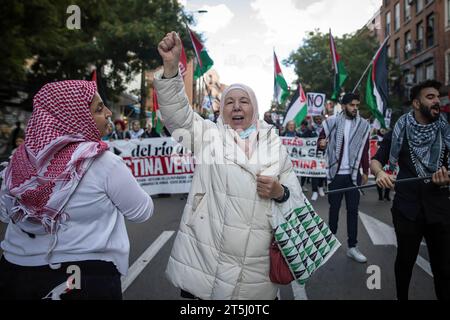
[311,192,319,201]
[347,247,367,263]
[318,187,325,197]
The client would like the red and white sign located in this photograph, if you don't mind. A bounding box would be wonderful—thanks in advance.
[108,138,194,195]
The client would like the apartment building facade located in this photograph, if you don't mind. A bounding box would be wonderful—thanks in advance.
[381,0,450,113]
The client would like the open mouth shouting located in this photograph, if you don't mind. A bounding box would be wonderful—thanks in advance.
[231,115,246,126]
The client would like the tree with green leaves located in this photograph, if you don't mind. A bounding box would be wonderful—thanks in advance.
[1,0,192,117]
[96,0,192,124]
[286,28,383,118]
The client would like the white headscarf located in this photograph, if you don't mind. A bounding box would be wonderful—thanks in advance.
[219,84,259,128]
[218,84,260,158]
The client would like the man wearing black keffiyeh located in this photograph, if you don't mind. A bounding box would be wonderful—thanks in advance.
[371,80,450,301]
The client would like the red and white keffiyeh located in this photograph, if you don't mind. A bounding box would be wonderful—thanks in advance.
[1,80,108,234]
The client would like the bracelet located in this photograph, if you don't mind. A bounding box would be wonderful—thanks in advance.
[273,185,290,203]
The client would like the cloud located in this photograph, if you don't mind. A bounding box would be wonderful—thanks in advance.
[291,0,323,10]
[251,0,381,48]
[180,0,381,114]
[195,4,234,34]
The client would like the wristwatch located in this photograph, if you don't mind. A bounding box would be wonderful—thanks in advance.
[273,184,290,203]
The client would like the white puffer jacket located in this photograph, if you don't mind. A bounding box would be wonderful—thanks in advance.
[154,72,304,300]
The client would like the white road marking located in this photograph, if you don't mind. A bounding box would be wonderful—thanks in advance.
[359,212,433,277]
[359,212,397,246]
[121,231,175,293]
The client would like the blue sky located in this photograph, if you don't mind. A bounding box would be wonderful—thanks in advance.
[177,0,382,113]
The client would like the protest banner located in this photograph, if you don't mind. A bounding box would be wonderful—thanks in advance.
[281,137,327,178]
[108,138,194,195]
[307,93,326,116]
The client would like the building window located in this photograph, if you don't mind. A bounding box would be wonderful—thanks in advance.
[416,22,424,52]
[425,62,434,80]
[446,50,450,85]
[404,31,413,59]
[394,3,400,31]
[404,0,412,21]
[403,69,415,99]
[386,12,391,37]
[387,45,391,58]
[416,0,424,13]
[426,14,434,47]
[415,64,425,83]
[394,38,401,63]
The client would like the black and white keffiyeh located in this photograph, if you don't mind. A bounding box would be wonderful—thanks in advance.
[323,112,371,185]
[389,112,450,177]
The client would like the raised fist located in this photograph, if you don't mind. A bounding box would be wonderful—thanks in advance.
[157,31,182,78]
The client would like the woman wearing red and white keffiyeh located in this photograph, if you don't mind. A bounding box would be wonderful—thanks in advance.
[0,81,154,300]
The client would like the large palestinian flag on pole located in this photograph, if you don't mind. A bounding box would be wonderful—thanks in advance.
[274,51,289,105]
[365,40,389,129]
[283,83,308,127]
[188,28,214,80]
[329,30,348,101]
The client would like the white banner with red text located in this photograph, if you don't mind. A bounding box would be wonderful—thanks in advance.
[108,138,194,195]
[281,137,327,178]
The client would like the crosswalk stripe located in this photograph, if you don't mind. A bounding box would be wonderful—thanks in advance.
[121,231,175,293]
[359,211,433,278]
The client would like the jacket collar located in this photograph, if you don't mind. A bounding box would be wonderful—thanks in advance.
[216,119,281,177]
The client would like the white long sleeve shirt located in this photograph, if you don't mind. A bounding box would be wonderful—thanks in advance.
[338,119,352,175]
[0,151,153,275]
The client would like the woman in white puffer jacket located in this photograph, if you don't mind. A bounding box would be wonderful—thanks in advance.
[155,32,304,300]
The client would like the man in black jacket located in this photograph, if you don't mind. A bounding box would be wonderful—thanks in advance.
[370,80,450,300]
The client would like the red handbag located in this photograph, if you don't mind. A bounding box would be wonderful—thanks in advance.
[269,237,294,284]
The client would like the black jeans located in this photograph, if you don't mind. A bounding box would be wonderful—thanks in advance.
[0,257,122,300]
[327,174,360,248]
[392,209,450,301]
[377,186,391,200]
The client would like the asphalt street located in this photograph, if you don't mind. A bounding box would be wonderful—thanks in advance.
[0,185,437,300]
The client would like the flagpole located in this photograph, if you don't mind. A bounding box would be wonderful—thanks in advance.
[352,36,391,93]
[351,62,373,93]
[324,174,447,195]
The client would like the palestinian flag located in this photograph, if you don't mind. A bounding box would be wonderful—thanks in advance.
[179,41,188,77]
[365,40,389,129]
[329,30,348,101]
[274,51,289,105]
[152,89,164,134]
[91,68,108,103]
[188,28,214,80]
[283,83,308,127]
[91,69,97,82]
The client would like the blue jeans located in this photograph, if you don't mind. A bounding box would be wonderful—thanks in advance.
[327,174,360,248]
